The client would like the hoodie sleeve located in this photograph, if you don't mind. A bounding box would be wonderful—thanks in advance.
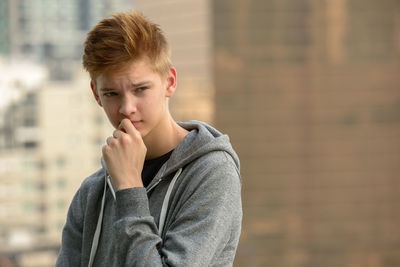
[113,155,242,267]
[55,188,84,267]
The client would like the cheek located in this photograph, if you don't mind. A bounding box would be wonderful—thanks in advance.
[137,92,166,117]
[140,97,157,111]
[151,96,165,114]
[102,100,119,115]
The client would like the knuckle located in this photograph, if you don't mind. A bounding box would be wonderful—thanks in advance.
[102,145,110,154]
[133,130,141,140]
[122,118,129,126]
[106,137,113,145]
[120,134,131,144]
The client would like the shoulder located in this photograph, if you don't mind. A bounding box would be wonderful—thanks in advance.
[191,150,240,178]
[81,167,105,192]
[72,167,106,206]
[180,150,241,194]
[172,150,242,226]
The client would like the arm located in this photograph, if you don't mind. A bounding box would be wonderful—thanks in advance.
[161,163,242,266]
[55,188,84,267]
[113,161,242,267]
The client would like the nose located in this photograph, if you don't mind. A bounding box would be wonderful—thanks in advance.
[119,94,137,116]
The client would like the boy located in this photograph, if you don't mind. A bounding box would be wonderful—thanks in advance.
[56,11,242,266]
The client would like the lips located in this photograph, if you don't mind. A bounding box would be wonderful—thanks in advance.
[130,120,142,127]
[118,118,143,129]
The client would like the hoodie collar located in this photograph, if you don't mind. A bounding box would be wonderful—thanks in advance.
[146,120,240,189]
[100,121,239,192]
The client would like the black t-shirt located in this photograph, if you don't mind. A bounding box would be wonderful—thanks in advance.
[141,150,174,187]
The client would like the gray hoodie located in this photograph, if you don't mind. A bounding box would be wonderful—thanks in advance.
[56,121,242,266]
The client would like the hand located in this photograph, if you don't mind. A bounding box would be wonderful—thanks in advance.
[102,118,147,190]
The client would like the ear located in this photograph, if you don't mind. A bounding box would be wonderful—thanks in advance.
[91,80,103,107]
[165,67,177,98]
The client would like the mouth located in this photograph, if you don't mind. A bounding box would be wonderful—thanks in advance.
[130,120,142,127]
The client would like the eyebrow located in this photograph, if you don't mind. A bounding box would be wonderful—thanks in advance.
[100,81,152,92]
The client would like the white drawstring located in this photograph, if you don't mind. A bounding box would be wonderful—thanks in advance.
[158,168,182,236]
[88,176,107,267]
[88,168,182,266]
[107,175,116,200]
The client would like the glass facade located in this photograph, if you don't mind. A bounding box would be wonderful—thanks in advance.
[213,0,400,266]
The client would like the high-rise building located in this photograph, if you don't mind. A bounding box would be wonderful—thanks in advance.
[131,1,400,266]
[2,1,399,266]
[0,69,114,266]
[3,0,130,80]
[133,0,214,123]
[213,1,400,266]
[0,0,10,54]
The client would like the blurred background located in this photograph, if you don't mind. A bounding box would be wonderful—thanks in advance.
[0,0,399,266]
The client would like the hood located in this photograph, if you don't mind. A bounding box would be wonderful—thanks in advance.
[154,120,240,181]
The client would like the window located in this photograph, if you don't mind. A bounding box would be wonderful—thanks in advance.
[23,141,37,149]
[56,178,67,189]
[56,156,66,168]
[22,179,34,192]
[23,202,35,214]
[57,200,66,210]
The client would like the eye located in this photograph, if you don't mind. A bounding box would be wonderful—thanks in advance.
[104,92,118,97]
[137,87,148,92]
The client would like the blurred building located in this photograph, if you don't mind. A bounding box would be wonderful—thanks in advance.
[0,69,113,266]
[133,0,214,123]
[136,1,400,267]
[1,0,399,266]
[212,1,400,267]
[0,0,10,54]
[0,0,129,80]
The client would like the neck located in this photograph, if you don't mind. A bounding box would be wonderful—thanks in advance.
[143,113,188,160]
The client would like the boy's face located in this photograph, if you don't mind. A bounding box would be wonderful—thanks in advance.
[91,58,176,139]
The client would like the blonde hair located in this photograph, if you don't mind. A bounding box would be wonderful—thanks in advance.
[82,11,171,79]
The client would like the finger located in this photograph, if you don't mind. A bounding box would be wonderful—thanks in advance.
[102,144,110,155]
[106,136,115,146]
[113,129,123,139]
[119,118,137,136]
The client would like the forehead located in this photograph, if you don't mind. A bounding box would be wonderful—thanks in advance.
[96,58,161,86]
